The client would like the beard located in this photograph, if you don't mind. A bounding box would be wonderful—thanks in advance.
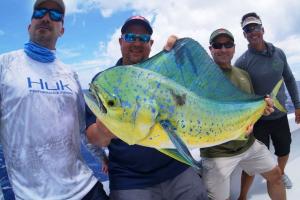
[29,22,57,49]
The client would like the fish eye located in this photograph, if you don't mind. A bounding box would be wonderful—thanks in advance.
[107,100,115,107]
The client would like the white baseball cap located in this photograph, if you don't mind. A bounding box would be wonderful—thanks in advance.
[242,16,262,28]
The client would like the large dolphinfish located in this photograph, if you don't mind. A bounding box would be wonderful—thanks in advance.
[84,38,285,170]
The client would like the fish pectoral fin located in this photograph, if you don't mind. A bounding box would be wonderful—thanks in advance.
[158,148,202,174]
[137,123,173,148]
[159,120,202,172]
[235,134,248,141]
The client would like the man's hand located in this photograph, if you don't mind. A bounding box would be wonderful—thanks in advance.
[86,119,116,147]
[295,108,300,124]
[101,156,109,174]
[263,96,274,116]
[164,35,178,51]
[245,124,254,136]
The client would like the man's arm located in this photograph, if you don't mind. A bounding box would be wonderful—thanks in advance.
[281,52,300,124]
[86,119,116,147]
[284,75,300,123]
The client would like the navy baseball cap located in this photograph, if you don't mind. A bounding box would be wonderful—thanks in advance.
[121,15,153,35]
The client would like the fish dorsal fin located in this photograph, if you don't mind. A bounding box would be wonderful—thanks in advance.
[133,38,260,102]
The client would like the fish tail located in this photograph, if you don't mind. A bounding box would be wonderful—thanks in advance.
[270,79,287,113]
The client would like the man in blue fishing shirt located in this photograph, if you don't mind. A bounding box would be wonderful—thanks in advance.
[235,12,300,197]
[0,0,108,199]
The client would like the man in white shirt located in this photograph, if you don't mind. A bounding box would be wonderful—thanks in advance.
[0,0,108,199]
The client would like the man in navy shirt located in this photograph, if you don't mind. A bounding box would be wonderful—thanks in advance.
[86,16,208,200]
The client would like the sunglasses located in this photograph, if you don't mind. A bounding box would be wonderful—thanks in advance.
[32,8,64,22]
[211,42,234,49]
[122,33,151,43]
[243,24,262,34]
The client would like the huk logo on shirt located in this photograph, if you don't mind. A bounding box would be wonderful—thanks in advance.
[27,77,73,95]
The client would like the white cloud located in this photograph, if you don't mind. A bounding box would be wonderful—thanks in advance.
[80,0,300,55]
[57,47,81,58]
[71,0,300,84]
[64,0,131,16]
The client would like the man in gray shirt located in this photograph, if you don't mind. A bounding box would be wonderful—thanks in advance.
[235,12,300,198]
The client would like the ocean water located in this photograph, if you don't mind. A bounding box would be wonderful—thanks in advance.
[0,147,14,200]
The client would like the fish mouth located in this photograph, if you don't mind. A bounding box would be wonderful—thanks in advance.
[95,93,107,114]
[90,84,107,114]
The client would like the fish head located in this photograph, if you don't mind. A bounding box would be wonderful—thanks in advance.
[85,66,159,145]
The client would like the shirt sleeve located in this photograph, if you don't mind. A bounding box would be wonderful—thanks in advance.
[281,51,300,109]
[73,73,105,158]
[83,97,108,158]
[74,72,86,140]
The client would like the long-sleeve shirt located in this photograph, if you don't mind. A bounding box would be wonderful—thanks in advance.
[0,50,98,200]
[235,42,300,120]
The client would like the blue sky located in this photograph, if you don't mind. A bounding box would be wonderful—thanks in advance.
[1,0,300,88]
[0,0,132,64]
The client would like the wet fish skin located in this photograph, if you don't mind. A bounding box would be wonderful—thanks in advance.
[86,65,267,149]
[84,38,284,168]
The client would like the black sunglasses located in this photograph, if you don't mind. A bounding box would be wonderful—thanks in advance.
[32,8,64,22]
[243,24,262,34]
[211,42,234,49]
[121,33,151,43]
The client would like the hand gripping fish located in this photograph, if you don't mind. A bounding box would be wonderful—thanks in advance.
[84,38,285,171]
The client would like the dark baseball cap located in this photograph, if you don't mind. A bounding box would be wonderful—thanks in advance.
[34,0,65,14]
[121,15,153,35]
[209,28,234,44]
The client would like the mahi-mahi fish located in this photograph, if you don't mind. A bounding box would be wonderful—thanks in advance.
[84,38,285,170]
